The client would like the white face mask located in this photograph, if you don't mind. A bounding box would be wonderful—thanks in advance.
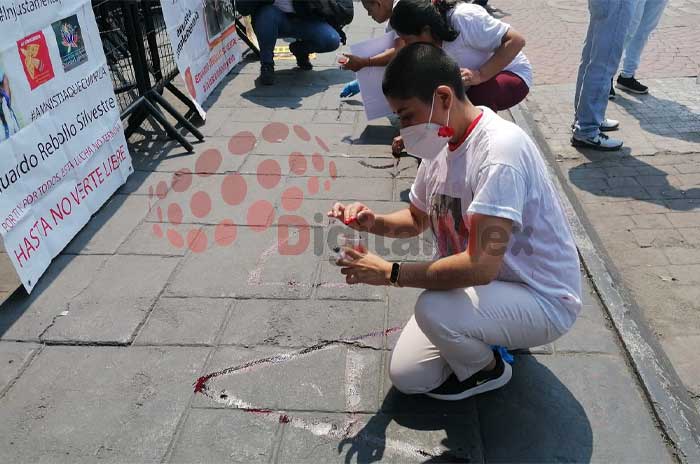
[399,93,452,161]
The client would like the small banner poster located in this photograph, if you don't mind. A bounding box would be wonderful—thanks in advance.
[0,0,133,293]
[162,0,246,118]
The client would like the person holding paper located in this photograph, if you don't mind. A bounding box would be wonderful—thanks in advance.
[341,0,403,72]
[389,0,531,112]
[329,43,581,400]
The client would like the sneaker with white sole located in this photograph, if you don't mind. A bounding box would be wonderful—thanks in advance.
[600,118,620,132]
[425,350,512,401]
[571,132,623,151]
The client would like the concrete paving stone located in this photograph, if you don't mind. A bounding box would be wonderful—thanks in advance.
[313,109,358,125]
[118,170,180,196]
[0,341,40,396]
[168,409,279,464]
[134,297,233,346]
[252,130,352,158]
[476,353,673,463]
[316,260,388,301]
[221,299,386,348]
[197,107,235,137]
[646,185,700,199]
[0,255,106,341]
[663,246,700,265]
[239,154,393,179]
[580,200,635,218]
[146,173,283,227]
[604,242,669,268]
[117,222,191,256]
[63,195,149,255]
[632,228,686,247]
[276,411,483,463]
[678,227,700,245]
[631,213,675,229]
[0,346,209,463]
[193,345,382,412]
[232,94,324,111]
[554,305,619,354]
[0,252,20,292]
[225,106,275,123]
[661,334,700,396]
[628,199,674,214]
[675,163,700,174]
[167,226,320,299]
[42,255,180,344]
[665,198,700,211]
[667,211,700,227]
[285,176,394,202]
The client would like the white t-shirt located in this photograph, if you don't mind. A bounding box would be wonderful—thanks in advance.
[442,3,532,88]
[409,107,581,332]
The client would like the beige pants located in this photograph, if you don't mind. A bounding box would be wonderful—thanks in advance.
[389,280,564,394]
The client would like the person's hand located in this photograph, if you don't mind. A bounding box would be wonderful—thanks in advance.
[461,68,484,86]
[328,202,376,231]
[341,54,368,72]
[338,248,392,286]
[392,135,405,157]
[340,80,360,98]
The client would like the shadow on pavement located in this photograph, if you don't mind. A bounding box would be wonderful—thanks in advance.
[615,91,700,144]
[338,356,592,463]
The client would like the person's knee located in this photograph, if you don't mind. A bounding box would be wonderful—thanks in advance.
[414,289,461,342]
[316,28,341,52]
[388,350,426,395]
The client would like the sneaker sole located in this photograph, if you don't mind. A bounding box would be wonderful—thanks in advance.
[571,137,623,151]
[599,125,619,132]
[615,83,648,95]
[425,362,512,401]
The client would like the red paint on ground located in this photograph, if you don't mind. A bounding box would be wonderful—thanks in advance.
[248,200,275,232]
[315,136,330,152]
[167,229,184,249]
[195,149,222,176]
[293,125,311,141]
[262,122,289,143]
[281,187,304,212]
[229,131,257,155]
[156,181,168,200]
[188,229,208,253]
[311,153,324,172]
[221,173,247,206]
[172,169,193,192]
[329,160,338,179]
[215,220,237,246]
[257,160,282,189]
[307,177,319,195]
[288,152,307,176]
[168,203,183,226]
[190,191,212,218]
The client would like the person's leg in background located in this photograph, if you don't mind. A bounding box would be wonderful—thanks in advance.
[286,17,341,70]
[388,281,562,399]
[572,0,635,151]
[618,0,669,94]
[466,71,529,112]
[251,5,291,85]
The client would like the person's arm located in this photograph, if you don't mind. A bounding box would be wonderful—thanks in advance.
[468,28,525,85]
[328,201,429,238]
[342,37,404,71]
[340,214,512,288]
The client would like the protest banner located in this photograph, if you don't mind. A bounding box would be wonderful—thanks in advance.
[162,0,247,118]
[0,0,133,293]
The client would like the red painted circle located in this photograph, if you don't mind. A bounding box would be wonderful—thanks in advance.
[221,173,247,206]
[311,153,324,172]
[289,152,307,176]
[215,220,237,247]
[315,136,330,152]
[293,125,311,141]
[188,229,208,253]
[190,191,212,218]
[257,159,282,189]
[156,181,168,200]
[328,160,338,180]
[307,177,320,195]
[262,123,289,143]
[172,169,193,192]
[152,223,163,238]
[229,131,257,155]
[247,200,275,232]
[195,149,222,176]
[167,203,183,226]
[281,187,304,212]
[167,229,184,249]
[324,180,331,191]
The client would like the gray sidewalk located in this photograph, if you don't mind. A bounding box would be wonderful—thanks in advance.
[0,7,679,464]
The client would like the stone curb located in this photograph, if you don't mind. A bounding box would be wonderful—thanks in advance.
[509,102,700,463]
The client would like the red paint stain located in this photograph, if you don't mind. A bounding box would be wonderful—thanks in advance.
[221,173,247,206]
[229,131,257,155]
[156,206,163,223]
[281,187,304,212]
[247,200,275,231]
[293,125,311,141]
[315,136,330,152]
[167,229,184,249]
[215,220,237,246]
[194,374,212,393]
[324,180,331,191]
[329,160,338,179]
[188,229,208,253]
[262,122,289,143]
[190,191,212,218]
[307,177,319,195]
[257,160,282,189]
[288,152,307,176]
[172,169,193,192]
[152,224,163,238]
[279,414,291,424]
[311,153,324,172]
[195,149,222,176]
[156,181,168,200]
[168,203,183,226]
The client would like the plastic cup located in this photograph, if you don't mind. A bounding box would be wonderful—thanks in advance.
[336,53,349,65]
[332,232,367,264]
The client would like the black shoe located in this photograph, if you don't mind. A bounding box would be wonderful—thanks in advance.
[609,78,616,100]
[426,350,512,401]
[260,63,275,86]
[616,75,649,94]
[289,41,312,71]
[473,0,489,6]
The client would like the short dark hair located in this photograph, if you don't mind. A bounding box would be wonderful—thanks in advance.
[382,42,466,104]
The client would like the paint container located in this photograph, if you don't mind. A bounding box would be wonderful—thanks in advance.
[332,232,367,264]
[336,53,349,66]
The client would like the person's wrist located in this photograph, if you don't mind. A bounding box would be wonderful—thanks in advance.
[384,261,393,285]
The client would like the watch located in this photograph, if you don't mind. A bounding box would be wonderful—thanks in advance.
[389,262,402,287]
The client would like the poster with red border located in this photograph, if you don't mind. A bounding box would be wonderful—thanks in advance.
[162,0,246,118]
[0,0,133,292]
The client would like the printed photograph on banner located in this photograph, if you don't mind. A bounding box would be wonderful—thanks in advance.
[17,31,55,90]
[51,14,89,72]
[203,0,236,46]
[0,61,24,143]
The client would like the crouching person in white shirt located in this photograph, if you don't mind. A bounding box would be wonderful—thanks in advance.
[328,43,582,400]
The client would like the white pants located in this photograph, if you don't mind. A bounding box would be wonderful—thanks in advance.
[389,280,565,394]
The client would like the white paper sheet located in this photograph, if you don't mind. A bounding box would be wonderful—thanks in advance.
[350,33,396,121]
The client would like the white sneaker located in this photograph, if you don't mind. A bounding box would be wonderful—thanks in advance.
[571,132,623,151]
[600,118,620,132]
